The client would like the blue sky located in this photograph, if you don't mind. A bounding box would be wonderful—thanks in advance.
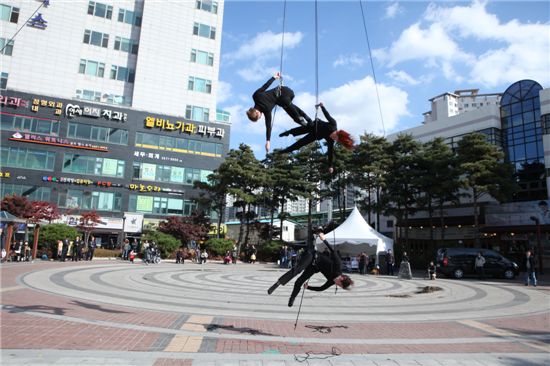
[217,1,550,158]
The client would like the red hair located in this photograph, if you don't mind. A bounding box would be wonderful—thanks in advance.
[334,130,355,150]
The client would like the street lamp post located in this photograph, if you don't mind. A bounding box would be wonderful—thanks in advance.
[530,216,543,274]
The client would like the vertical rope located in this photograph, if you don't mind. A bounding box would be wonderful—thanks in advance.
[272,0,287,134]
[314,0,319,107]
[359,0,386,137]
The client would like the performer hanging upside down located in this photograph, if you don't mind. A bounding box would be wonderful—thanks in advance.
[247,73,312,152]
[267,232,353,307]
[279,103,355,173]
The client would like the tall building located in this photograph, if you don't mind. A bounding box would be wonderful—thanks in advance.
[0,0,230,247]
[387,79,549,267]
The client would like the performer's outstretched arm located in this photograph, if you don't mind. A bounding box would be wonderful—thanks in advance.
[306,280,334,292]
[320,105,337,128]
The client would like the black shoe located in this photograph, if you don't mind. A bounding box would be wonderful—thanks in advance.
[268,282,279,295]
[288,297,295,307]
[279,131,290,137]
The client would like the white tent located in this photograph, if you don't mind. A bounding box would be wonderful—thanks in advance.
[315,206,393,262]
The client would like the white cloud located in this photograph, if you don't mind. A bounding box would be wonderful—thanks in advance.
[224,31,303,62]
[385,2,403,19]
[217,81,232,104]
[375,1,550,87]
[386,70,420,85]
[333,54,365,68]
[224,31,304,83]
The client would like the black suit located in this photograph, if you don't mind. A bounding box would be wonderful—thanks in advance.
[276,240,342,303]
[252,77,311,141]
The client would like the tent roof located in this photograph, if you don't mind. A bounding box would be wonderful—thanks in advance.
[0,211,27,223]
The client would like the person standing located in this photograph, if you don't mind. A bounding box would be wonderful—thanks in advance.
[87,237,96,261]
[72,237,80,261]
[232,245,238,264]
[524,250,537,287]
[57,240,63,261]
[359,252,368,275]
[61,237,69,262]
[386,249,395,276]
[475,252,486,280]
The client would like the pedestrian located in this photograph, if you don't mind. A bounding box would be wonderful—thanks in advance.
[72,236,81,261]
[57,240,63,261]
[176,247,184,264]
[123,239,130,260]
[87,237,96,261]
[23,241,31,261]
[129,249,136,263]
[359,252,368,275]
[386,249,395,276]
[267,232,353,307]
[250,245,257,264]
[427,261,436,280]
[524,249,537,287]
[61,237,69,262]
[247,73,312,152]
[200,249,208,264]
[232,245,238,264]
[475,251,486,280]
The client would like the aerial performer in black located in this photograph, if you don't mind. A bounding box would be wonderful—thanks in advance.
[247,73,312,152]
[278,102,355,173]
[267,232,353,307]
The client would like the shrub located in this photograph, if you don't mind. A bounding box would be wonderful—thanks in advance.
[142,230,180,259]
[259,240,284,262]
[93,248,121,258]
[203,238,234,256]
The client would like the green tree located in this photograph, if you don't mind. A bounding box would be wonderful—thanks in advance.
[194,170,230,239]
[40,223,78,255]
[219,144,264,251]
[203,238,234,256]
[350,134,391,229]
[385,134,422,251]
[456,133,516,244]
[142,230,180,259]
[329,144,355,221]
[28,201,61,259]
[415,138,462,257]
[158,213,210,245]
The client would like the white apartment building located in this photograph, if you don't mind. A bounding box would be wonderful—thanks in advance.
[0,0,225,122]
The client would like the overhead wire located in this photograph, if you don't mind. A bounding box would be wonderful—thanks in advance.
[359,0,386,137]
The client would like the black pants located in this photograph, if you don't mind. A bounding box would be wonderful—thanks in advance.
[277,92,311,126]
[280,127,317,154]
[276,250,317,300]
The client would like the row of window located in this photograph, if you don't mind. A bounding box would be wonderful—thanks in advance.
[135,132,224,157]
[67,122,129,145]
[196,0,219,14]
[1,184,51,202]
[129,195,197,216]
[78,59,136,82]
[188,76,212,94]
[1,113,60,135]
[132,161,211,185]
[75,89,131,106]
[59,189,122,212]
[63,154,126,178]
[0,37,14,55]
[1,147,55,171]
[88,1,141,26]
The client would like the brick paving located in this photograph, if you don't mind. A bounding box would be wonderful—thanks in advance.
[1,261,549,366]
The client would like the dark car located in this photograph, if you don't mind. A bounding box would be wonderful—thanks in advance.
[436,247,519,279]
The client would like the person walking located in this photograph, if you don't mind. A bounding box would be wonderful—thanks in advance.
[87,237,96,261]
[475,252,486,280]
[386,249,395,276]
[61,237,69,262]
[359,252,368,275]
[524,249,537,287]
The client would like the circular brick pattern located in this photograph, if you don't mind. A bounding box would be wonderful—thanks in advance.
[21,263,548,322]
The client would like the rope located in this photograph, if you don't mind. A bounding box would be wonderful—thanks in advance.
[359,0,386,137]
[0,1,46,54]
[271,0,287,133]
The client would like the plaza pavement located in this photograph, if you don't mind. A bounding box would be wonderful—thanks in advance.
[0,259,549,365]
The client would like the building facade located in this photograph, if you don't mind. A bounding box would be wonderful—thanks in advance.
[387,80,549,267]
[0,0,229,247]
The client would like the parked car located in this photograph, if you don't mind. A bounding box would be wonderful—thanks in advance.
[436,247,519,279]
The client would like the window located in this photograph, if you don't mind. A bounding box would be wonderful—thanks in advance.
[190,49,214,66]
[1,147,55,171]
[0,37,14,55]
[63,153,125,177]
[129,195,195,216]
[135,132,223,157]
[188,76,212,93]
[0,4,19,23]
[83,29,109,48]
[75,89,101,102]
[114,36,138,54]
[67,122,128,145]
[1,113,60,135]
[193,22,216,39]
[196,0,218,14]
[110,65,135,82]
[59,189,121,211]
[78,59,105,77]
[216,109,230,123]
[118,8,142,26]
[133,162,211,185]
[87,1,112,19]
[185,105,209,122]
[0,72,7,90]
[1,184,50,201]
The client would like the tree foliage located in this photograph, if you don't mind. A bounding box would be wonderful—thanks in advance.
[141,230,180,259]
[40,224,78,246]
[158,212,210,245]
[1,194,33,218]
[77,211,102,247]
